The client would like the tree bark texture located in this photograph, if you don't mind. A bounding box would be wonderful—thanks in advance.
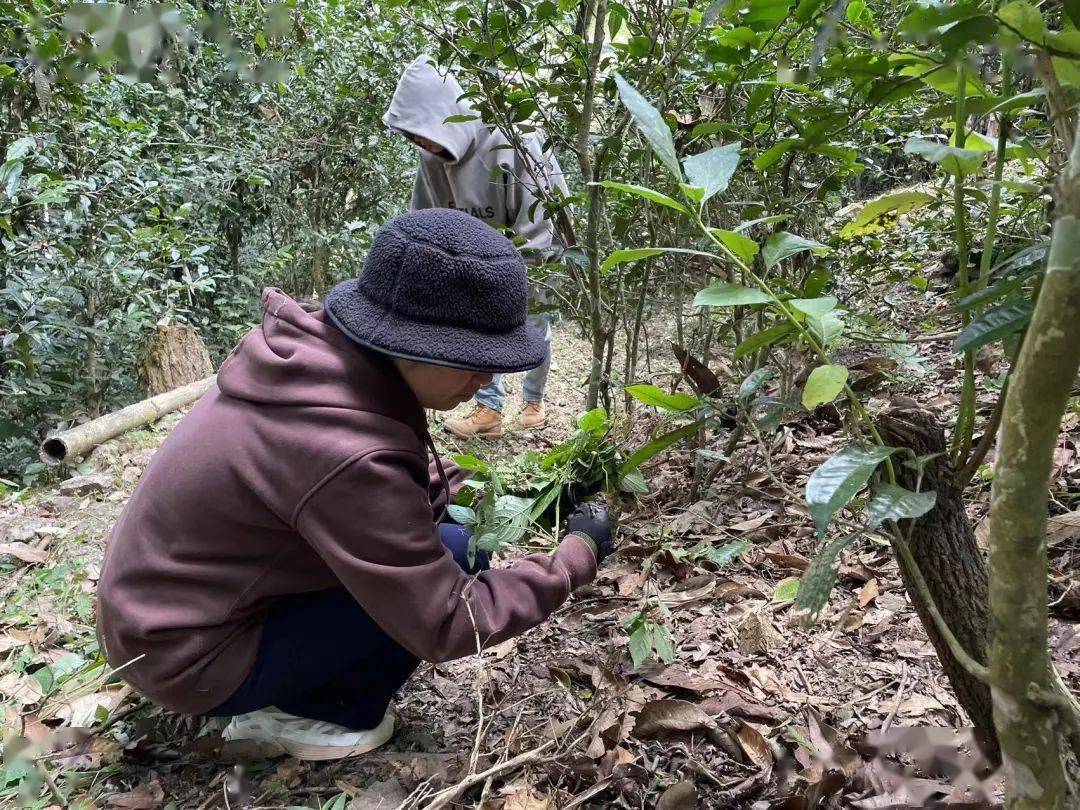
[984,135,1080,809]
[40,376,215,465]
[877,412,999,762]
[139,324,214,397]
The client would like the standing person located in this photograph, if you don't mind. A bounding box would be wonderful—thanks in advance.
[383,55,570,438]
[95,209,613,761]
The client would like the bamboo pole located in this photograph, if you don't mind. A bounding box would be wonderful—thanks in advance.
[39,376,215,465]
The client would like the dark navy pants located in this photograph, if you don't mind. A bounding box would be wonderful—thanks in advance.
[209,523,487,730]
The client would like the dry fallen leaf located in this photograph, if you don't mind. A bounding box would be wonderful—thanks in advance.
[736,611,783,655]
[632,699,715,738]
[735,720,774,769]
[616,572,646,596]
[502,789,555,810]
[1047,510,1080,546]
[806,708,860,777]
[857,578,880,608]
[729,513,772,532]
[897,693,946,717]
[0,671,44,707]
[657,780,698,809]
[344,779,410,808]
[49,683,132,728]
[107,780,165,809]
[0,543,47,564]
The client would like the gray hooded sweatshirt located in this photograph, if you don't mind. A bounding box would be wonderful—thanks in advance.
[383,56,569,252]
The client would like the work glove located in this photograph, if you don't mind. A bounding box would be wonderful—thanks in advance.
[566,500,614,564]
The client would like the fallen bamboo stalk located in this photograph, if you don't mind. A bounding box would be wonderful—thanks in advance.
[39,376,215,465]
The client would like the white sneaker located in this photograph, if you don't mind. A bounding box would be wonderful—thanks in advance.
[221,706,394,761]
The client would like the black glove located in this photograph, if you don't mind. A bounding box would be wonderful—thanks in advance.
[566,500,614,563]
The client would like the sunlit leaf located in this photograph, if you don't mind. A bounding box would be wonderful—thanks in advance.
[595,181,690,214]
[773,577,800,603]
[904,137,986,174]
[839,191,937,238]
[682,142,741,201]
[625,384,701,412]
[614,73,682,180]
[802,365,848,409]
[806,444,896,535]
[708,228,759,264]
[867,483,937,526]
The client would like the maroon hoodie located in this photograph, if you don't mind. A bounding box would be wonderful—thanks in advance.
[95,289,597,715]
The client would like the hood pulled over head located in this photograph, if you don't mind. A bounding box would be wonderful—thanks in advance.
[383,55,479,164]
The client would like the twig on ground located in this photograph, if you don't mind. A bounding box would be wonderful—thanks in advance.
[882,661,909,733]
[462,579,488,777]
[563,778,614,808]
[420,740,557,810]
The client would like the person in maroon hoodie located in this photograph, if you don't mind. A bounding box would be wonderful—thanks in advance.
[95,208,612,761]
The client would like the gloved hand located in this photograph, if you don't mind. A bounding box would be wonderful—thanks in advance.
[566,500,614,564]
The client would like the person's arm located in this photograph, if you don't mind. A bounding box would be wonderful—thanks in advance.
[294,448,597,662]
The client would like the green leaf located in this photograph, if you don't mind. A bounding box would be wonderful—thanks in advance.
[475,494,536,550]
[453,454,490,474]
[601,246,720,273]
[953,300,1033,353]
[754,138,800,171]
[839,191,937,238]
[795,0,829,23]
[679,183,705,205]
[763,232,829,268]
[739,368,774,404]
[628,623,651,667]
[802,365,848,409]
[693,283,774,307]
[708,228,759,264]
[789,296,837,318]
[682,142,741,201]
[773,577,800,603]
[997,1,1046,45]
[650,623,676,663]
[988,88,1046,114]
[601,247,666,272]
[1066,0,1080,28]
[734,214,790,232]
[691,121,729,138]
[614,73,682,180]
[447,505,477,525]
[443,113,481,123]
[694,537,751,565]
[622,421,704,474]
[625,384,701,412]
[806,444,896,535]
[867,484,937,527]
[794,533,858,623]
[808,311,845,346]
[5,136,35,162]
[619,469,649,493]
[733,322,794,360]
[595,181,690,214]
[904,137,986,175]
[940,15,999,53]
[578,407,609,435]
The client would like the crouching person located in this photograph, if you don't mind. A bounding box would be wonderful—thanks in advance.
[95,209,613,761]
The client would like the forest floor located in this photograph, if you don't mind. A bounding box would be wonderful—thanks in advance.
[1,284,1078,809]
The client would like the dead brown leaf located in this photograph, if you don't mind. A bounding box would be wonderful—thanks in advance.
[764,552,810,571]
[502,789,555,810]
[632,699,715,738]
[107,780,164,809]
[1047,510,1080,546]
[0,543,47,564]
[616,572,646,596]
[735,721,774,768]
[657,780,698,809]
[857,578,880,608]
[897,693,946,717]
[806,708,859,777]
[345,779,411,808]
[729,513,772,533]
[640,664,729,694]
[49,683,132,728]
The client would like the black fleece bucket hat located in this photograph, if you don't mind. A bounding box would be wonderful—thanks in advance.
[325,208,547,373]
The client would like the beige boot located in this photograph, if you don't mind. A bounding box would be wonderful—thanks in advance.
[445,404,503,439]
[519,401,546,429]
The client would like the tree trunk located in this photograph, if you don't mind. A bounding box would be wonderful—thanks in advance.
[984,132,1080,809]
[877,412,999,762]
[139,324,214,397]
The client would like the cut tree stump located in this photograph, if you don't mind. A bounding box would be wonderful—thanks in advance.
[139,324,213,397]
[877,410,999,763]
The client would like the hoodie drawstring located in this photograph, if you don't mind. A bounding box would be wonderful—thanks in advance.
[424,432,452,524]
